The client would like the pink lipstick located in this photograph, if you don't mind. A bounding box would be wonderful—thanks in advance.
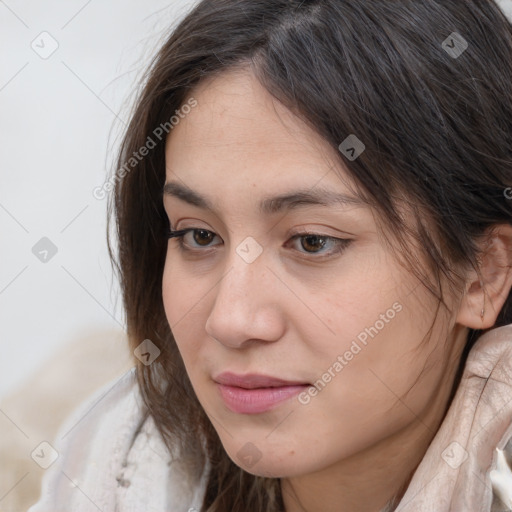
[214,372,310,414]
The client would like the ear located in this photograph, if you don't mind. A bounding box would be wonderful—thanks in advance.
[456,223,512,329]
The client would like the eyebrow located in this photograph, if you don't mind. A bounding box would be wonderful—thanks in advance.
[162,180,366,215]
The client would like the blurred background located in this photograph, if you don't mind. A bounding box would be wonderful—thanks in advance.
[0,1,196,510]
[1,0,512,511]
[498,0,512,18]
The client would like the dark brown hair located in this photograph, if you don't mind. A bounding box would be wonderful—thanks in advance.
[106,1,512,510]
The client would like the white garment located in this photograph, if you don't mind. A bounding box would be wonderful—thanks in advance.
[26,366,209,512]
[28,325,512,512]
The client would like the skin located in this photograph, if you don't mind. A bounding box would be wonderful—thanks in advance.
[161,66,512,511]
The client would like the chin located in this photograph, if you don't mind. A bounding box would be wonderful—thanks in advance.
[219,438,313,478]
[232,457,302,478]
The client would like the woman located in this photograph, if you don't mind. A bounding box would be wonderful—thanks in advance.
[28,0,512,510]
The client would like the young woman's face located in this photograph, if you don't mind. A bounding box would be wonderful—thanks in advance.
[162,67,462,478]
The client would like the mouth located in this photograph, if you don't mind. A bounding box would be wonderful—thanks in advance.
[213,371,310,389]
[213,372,311,414]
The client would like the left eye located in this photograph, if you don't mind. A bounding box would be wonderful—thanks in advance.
[166,227,352,257]
[290,232,348,255]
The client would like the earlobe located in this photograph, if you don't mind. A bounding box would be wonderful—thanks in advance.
[456,224,512,330]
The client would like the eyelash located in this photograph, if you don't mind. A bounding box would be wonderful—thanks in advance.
[166,226,352,259]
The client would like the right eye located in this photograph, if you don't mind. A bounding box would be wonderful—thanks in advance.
[167,227,221,251]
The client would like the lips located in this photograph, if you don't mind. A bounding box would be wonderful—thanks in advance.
[213,372,309,389]
[213,372,311,414]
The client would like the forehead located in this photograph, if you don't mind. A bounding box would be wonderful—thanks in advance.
[169,66,310,147]
[164,67,360,204]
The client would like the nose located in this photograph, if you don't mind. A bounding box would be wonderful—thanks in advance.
[204,244,285,349]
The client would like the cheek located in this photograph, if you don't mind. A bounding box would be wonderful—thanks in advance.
[309,268,444,418]
[318,298,446,443]
[313,269,405,366]
[162,257,180,327]
[162,255,206,359]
